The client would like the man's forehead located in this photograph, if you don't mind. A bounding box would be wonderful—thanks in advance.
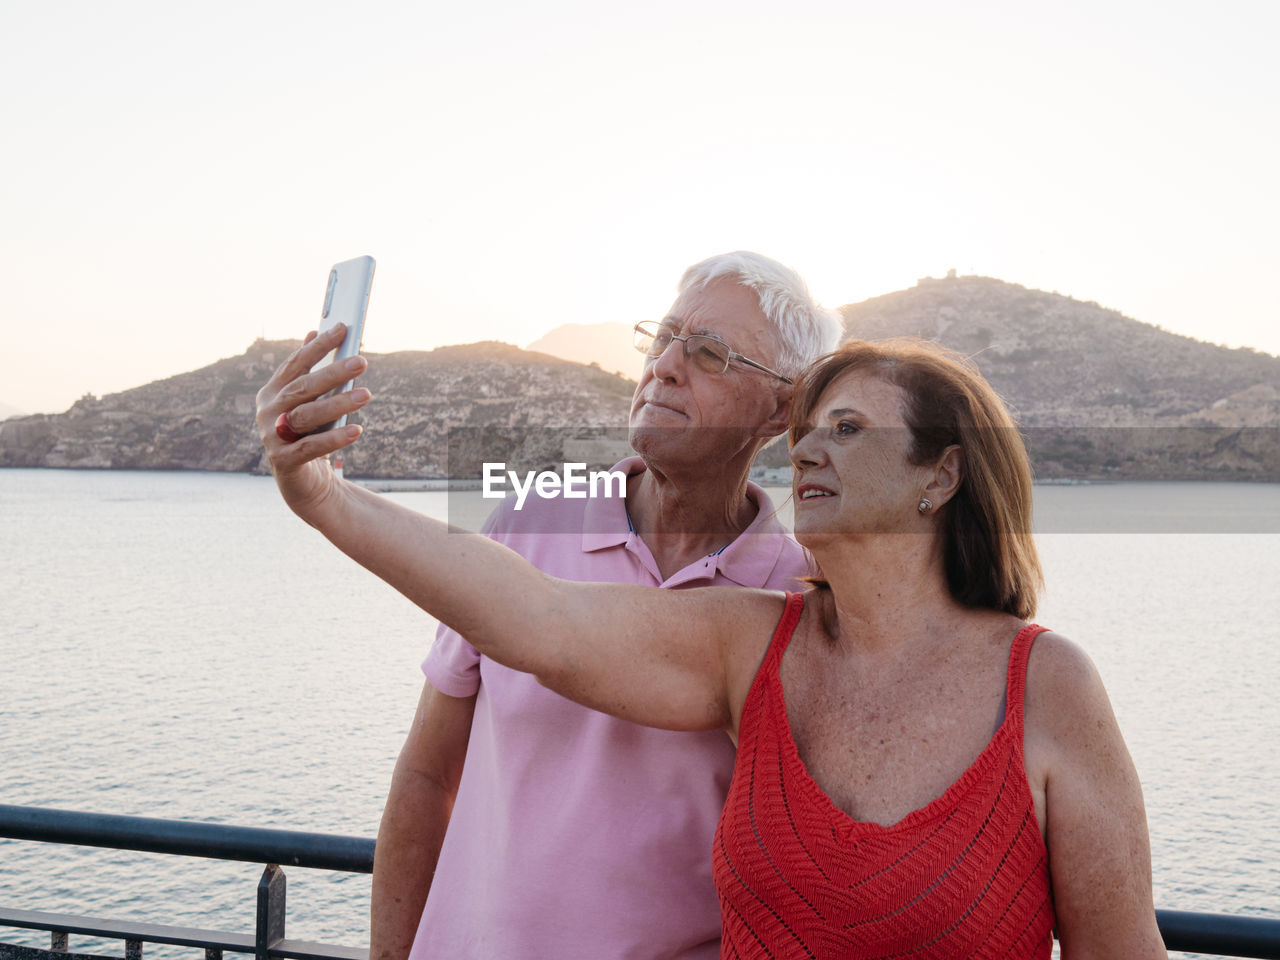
[666,279,767,335]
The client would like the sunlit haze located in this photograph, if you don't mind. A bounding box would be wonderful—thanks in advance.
[4,0,1277,415]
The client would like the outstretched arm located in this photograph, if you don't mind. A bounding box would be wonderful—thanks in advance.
[255,326,779,732]
[1025,633,1167,960]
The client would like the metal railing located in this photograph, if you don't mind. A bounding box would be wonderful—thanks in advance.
[0,805,373,960]
[3,804,1280,959]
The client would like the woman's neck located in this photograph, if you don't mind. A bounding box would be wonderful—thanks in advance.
[809,533,963,655]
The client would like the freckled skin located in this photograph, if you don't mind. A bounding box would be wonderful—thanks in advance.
[769,368,1165,957]
[790,371,935,543]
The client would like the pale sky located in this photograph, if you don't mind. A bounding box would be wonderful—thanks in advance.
[3,0,1277,416]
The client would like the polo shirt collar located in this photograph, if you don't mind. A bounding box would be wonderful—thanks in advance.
[581,457,791,588]
[580,456,647,552]
[711,485,790,587]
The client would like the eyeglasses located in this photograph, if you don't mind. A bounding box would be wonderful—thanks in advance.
[632,321,792,384]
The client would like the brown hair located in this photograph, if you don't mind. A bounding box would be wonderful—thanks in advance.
[789,338,1042,619]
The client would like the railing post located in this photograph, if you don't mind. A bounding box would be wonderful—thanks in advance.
[50,932,67,952]
[125,940,142,960]
[255,864,286,960]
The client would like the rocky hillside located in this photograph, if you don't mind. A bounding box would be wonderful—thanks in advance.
[839,275,1280,479]
[0,340,636,477]
[3,275,1276,480]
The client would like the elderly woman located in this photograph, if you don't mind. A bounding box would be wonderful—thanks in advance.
[259,332,1166,959]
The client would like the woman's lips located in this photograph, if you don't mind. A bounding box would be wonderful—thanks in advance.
[796,482,836,501]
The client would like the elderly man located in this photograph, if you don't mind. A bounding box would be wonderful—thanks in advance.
[258,252,838,959]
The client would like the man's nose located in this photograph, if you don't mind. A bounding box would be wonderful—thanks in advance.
[648,334,688,383]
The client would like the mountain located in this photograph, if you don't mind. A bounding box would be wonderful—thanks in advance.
[0,401,25,421]
[838,274,1280,479]
[526,323,645,382]
[3,275,1276,480]
[0,340,636,477]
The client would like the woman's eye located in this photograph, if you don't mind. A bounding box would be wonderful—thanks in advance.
[834,420,859,437]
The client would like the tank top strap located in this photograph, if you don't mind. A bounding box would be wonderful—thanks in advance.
[760,591,806,676]
[1005,622,1051,727]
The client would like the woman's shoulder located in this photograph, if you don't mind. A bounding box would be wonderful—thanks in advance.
[702,587,803,737]
[669,585,793,662]
[1025,628,1105,696]
[1022,627,1121,756]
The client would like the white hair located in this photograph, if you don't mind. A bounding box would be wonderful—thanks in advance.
[678,251,842,378]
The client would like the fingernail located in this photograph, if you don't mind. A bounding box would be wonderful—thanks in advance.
[353,388,371,404]
[344,356,363,371]
[347,424,362,439]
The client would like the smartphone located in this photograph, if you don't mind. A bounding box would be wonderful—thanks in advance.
[311,255,375,433]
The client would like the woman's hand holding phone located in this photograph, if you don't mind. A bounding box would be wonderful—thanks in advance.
[254,256,377,517]
[255,323,371,514]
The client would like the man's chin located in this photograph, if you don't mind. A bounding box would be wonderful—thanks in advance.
[629,426,763,476]
[629,425,688,463]
[629,418,688,441]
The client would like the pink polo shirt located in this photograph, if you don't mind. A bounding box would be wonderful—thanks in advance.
[412,458,807,960]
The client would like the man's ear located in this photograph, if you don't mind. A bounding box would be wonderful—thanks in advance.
[753,384,793,439]
[924,444,964,508]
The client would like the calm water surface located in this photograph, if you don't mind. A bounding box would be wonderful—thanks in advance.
[1,470,1278,959]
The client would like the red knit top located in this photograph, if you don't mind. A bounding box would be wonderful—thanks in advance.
[713,592,1055,959]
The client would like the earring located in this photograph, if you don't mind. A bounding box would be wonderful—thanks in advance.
[918,497,933,514]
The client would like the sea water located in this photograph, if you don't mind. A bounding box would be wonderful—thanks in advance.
[1,470,1278,958]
